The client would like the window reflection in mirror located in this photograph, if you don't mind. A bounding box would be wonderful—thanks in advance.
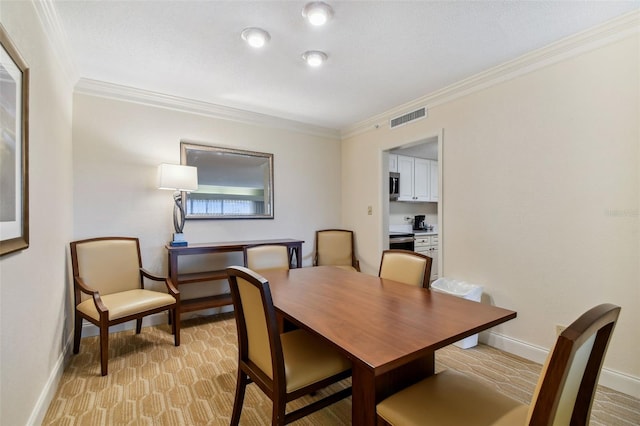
[181,142,274,219]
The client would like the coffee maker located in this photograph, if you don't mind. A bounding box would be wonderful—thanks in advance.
[413,215,426,230]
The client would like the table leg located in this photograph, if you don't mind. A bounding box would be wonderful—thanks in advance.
[351,362,377,425]
[351,353,436,425]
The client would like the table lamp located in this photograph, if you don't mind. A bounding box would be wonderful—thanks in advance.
[158,163,198,246]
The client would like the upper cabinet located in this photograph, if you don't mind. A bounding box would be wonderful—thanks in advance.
[429,158,438,202]
[389,154,398,173]
[397,155,437,202]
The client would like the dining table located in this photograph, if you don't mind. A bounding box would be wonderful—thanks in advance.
[260,266,517,426]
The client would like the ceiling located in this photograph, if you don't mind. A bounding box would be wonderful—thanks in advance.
[52,1,639,131]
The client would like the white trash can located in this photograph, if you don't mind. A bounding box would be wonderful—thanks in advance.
[431,277,484,349]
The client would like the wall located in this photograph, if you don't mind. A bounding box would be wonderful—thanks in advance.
[342,23,639,395]
[72,90,342,303]
[0,2,74,425]
[389,202,437,229]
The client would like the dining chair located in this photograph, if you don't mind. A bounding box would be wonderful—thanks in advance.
[376,303,621,426]
[313,229,360,271]
[226,266,352,425]
[70,237,180,376]
[244,244,290,272]
[378,249,432,288]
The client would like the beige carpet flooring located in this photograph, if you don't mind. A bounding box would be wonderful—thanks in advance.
[43,313,640,425]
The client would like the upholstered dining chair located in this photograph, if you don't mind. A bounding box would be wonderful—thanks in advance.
[313,229,360,271]
[70,237,180,376]
[378,249,432,288]
[226,266,352,425]
[244,244,290,273]
[376,303,621,426]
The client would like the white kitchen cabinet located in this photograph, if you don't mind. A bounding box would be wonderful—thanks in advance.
[429,159,438,202]
[414,158,430,201]
[389,154,398,173]
[415,234,438,282]
[397,155,415,201]
[397,155,435,202]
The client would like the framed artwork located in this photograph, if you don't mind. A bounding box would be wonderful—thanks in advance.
[0,24,29,256]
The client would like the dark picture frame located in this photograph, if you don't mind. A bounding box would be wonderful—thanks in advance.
[0,24,29,256]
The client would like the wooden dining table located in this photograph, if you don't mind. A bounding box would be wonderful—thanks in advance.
[260,266,517,426]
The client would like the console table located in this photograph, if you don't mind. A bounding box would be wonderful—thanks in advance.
[166,239,304,315]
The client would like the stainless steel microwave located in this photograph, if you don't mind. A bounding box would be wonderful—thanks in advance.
[390,172,400,200]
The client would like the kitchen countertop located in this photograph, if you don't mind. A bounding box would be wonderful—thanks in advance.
[413,230,438,236]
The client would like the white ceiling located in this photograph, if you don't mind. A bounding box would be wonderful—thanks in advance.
[53,1,639,131]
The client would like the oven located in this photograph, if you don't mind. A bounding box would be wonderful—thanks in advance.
[389,232,415,251]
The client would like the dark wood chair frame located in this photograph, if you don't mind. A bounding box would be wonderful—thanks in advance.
[528,303,620,425]
[378,249,433,289]
[376,303,621,426]
[227,266,352,425]
[313,228,361,272]
[70,236,180,376]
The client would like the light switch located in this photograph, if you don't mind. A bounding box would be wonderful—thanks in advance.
[367,206,373,215]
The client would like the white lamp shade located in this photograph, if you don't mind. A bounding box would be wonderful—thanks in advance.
[158,164,198,192]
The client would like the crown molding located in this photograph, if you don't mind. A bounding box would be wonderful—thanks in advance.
[341,9,640,139]
[74,79,340,139]
[31,0,79,86]
[34,0,338,139]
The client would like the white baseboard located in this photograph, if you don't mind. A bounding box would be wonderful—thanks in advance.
[28,333,74,426]
[481,330,640,399]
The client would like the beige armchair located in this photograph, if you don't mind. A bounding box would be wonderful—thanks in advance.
[376,303,621,425]
[313,229,360,272]
[378,249,432,288]
[244,244,290,273]
[70,237,180,376]
[226,266,352,425]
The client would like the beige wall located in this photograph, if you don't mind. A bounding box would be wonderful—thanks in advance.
[342,32,639,394]
[72,92,342,298]
[0,2,74,425]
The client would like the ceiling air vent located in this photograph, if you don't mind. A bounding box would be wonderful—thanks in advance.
[389,107,427,129]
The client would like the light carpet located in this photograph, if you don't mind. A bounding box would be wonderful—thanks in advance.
[43,313,640,425]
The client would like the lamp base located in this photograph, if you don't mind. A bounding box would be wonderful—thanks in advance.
[170,233,188,247]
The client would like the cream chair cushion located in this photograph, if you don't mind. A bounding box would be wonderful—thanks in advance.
[526,333,596,424]
[77,289,176,321]
[332,265,358,272]
[376,370,526,426]
[317,231,354,268]
[75,239,141,297]
[281,329,351,393]
[246,245,289,272]
[379,251,427,287]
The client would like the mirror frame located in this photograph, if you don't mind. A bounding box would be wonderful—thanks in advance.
[181,141,274,220]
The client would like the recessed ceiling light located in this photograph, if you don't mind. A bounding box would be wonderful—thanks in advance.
[302,2,333,26]
[241,27,270,48]
[302,51,328,67]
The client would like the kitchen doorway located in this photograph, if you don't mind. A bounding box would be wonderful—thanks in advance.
[383,130,443,281]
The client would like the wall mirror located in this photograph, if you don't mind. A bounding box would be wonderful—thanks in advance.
[181,142,274,219]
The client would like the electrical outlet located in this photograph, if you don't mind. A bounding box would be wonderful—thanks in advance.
[367,206,372,215]
[555,325,566,336]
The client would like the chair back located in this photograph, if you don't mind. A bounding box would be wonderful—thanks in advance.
[315,229,356,268]
[227,266,283,383]
[527,303,621,425]
[244,244,290,272]
[71,237,142,300]
[378,249,432,288]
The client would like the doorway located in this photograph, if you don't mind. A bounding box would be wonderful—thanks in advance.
[383,130,443,280]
